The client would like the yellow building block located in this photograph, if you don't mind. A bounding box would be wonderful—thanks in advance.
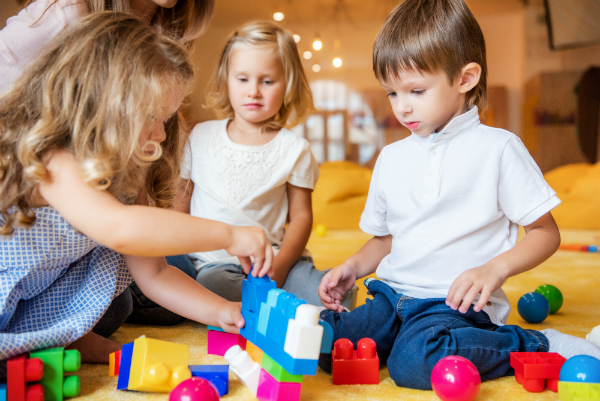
[108,352,115,377]
[246,340,263,364]
[128,337,191,393]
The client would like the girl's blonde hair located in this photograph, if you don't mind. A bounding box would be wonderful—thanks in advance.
[0,12,194,235]
[206,21,314,131]
[26,0,214,44]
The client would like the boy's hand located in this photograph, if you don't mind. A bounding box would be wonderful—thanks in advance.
[226,226,274,278]
[319,262,357,313]
[446,263,508,313]
[217,301,245,334]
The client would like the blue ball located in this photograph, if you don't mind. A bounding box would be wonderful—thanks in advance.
[517,292,549,323]
[560,355,600,383]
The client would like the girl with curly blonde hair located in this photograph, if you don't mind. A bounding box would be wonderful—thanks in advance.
[0,12,272,372]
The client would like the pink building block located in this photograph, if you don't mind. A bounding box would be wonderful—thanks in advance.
[207,330,247,356]
[256,369,301,401]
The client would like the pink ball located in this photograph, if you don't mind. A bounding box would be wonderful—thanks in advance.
[431,356,481,401]
[169,377,220,401]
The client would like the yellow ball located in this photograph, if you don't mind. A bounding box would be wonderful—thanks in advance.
[315,224,327,237]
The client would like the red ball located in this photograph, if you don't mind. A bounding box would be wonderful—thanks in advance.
[431,356,481,401]
[169,377,220,401]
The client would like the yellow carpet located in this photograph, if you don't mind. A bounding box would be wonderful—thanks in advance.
[73,228,600,401]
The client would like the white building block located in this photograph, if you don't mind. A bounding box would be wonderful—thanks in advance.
[224,345,261,395]
[284,304,324,360]
[587,325,600,347]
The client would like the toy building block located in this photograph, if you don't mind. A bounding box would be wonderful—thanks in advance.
[319,320,334,354]
[189,365,229,396]
[242,273,277,315]
[261,353,302,384]
[116,342,134,391]
[246,340,264,364]
[7,354,44,401]
[258,289,307,349]
[224,345,261,395]
[0,383,6,401]
[510,352,566,392]
[332,338,379,385]
[256,368,301,401]
[207,330,247,356]
[207,325,225,332]
[108,350,121,377]
[128,337,191,393]
[284,304,324,360]
[558,382,600,401]
[29,348,80,401]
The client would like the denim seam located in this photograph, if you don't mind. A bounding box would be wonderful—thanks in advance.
[396,296,410,322]
[527,329,549,351]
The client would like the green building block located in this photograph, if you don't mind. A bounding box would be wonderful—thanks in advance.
[261,353,303,383]
[558,382,600,401]
[29,347,81,401]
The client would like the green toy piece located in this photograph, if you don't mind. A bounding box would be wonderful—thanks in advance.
[29,347,81,401]
[535,284,564,314]
[261,353,303,383]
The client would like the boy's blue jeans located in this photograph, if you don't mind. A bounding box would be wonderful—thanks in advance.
[318,279,549,390]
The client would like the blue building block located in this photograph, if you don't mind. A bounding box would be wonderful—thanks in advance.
[189,365,229,396]
[207,325,225,332]
[116,342,134,391]
[253,326,319,376]
[258,290,307,349]
[240,307,258,344]
[242,273,276,314]
[0,383,6,401]
[319,320,333,354]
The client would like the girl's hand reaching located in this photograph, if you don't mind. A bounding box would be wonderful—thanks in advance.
[226,226,274,278]
[217,301,246,334]
[319,262,358,313]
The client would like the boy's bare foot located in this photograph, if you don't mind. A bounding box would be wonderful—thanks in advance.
[65,332,121,364]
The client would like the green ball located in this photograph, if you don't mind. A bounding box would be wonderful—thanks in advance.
[535,284,563,314]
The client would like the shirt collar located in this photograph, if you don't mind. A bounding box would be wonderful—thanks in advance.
[430,106,480,142]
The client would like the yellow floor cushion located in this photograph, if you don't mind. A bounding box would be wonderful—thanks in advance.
[312,161,372,229]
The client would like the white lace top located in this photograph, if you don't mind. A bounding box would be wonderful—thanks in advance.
[181,119,319,268]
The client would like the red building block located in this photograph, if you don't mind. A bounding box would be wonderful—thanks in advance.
[7,354,44,401]
[510,352,566,392]
[207,330,247,356]
[332,338,379,385]
[108,350,122,377]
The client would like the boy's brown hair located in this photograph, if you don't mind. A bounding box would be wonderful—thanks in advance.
[373,0,487,110]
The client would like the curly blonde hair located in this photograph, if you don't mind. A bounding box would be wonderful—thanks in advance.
[205,21,314,131]
[0,12,194,235]
[26,0,214,44]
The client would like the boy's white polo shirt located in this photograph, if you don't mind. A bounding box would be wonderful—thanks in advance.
[360,107,560,325]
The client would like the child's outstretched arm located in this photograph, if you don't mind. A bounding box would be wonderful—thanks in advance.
[271,183,313,287]
[39,151,273,277]
[124,254,244,332]
[446,212,560,313]
[319,234,392,312]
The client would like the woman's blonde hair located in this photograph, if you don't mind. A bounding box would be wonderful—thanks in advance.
[0,12,194,235]
[373,0,487,111]
[205,21,314,131]
[26,0,214,44]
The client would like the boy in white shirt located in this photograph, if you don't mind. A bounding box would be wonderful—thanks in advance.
[317,0,600,390]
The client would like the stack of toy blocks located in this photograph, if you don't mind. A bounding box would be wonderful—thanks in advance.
[27,348,81,401]
[115,337,191,393]
[227,273,334,400]
[108,350,121,377]
[510,352,566,392]
[188,365,229,396]
[558,382,600,401]
[6,354,44,401]
[207,326,247,356]
[332,338,379,385]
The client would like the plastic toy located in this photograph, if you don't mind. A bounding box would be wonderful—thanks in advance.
[510,352,566,392]
[0,383,6,401]
[586,325,600,348]
[207,330,247,356]
[224,345,261,395]
[108,350,121,377]
[535,284,564,314]
[284,304,323,360]
[431,355,480,401]
[560,355,600,383]
[29,348,80,401]
[127,337,191,393]
[559,244,599,253]
[246,340,264,364]
[188,365,228,396]
[258,289,307,349]
[261,353,303,383]
[517,292,550,323]
[256,368,301,401]
[116,342,134,391]
[558,382,600,401]
[7,354,44,401]
[314,224,327,237]
[332,338,379,385]
[169,377,219,401]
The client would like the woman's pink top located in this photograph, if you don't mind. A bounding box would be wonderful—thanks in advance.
[0,0,87,94]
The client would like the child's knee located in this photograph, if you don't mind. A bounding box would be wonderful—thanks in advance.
[388,351,436,390]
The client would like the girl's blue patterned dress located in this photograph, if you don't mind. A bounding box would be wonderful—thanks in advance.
[0,206,131,365]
